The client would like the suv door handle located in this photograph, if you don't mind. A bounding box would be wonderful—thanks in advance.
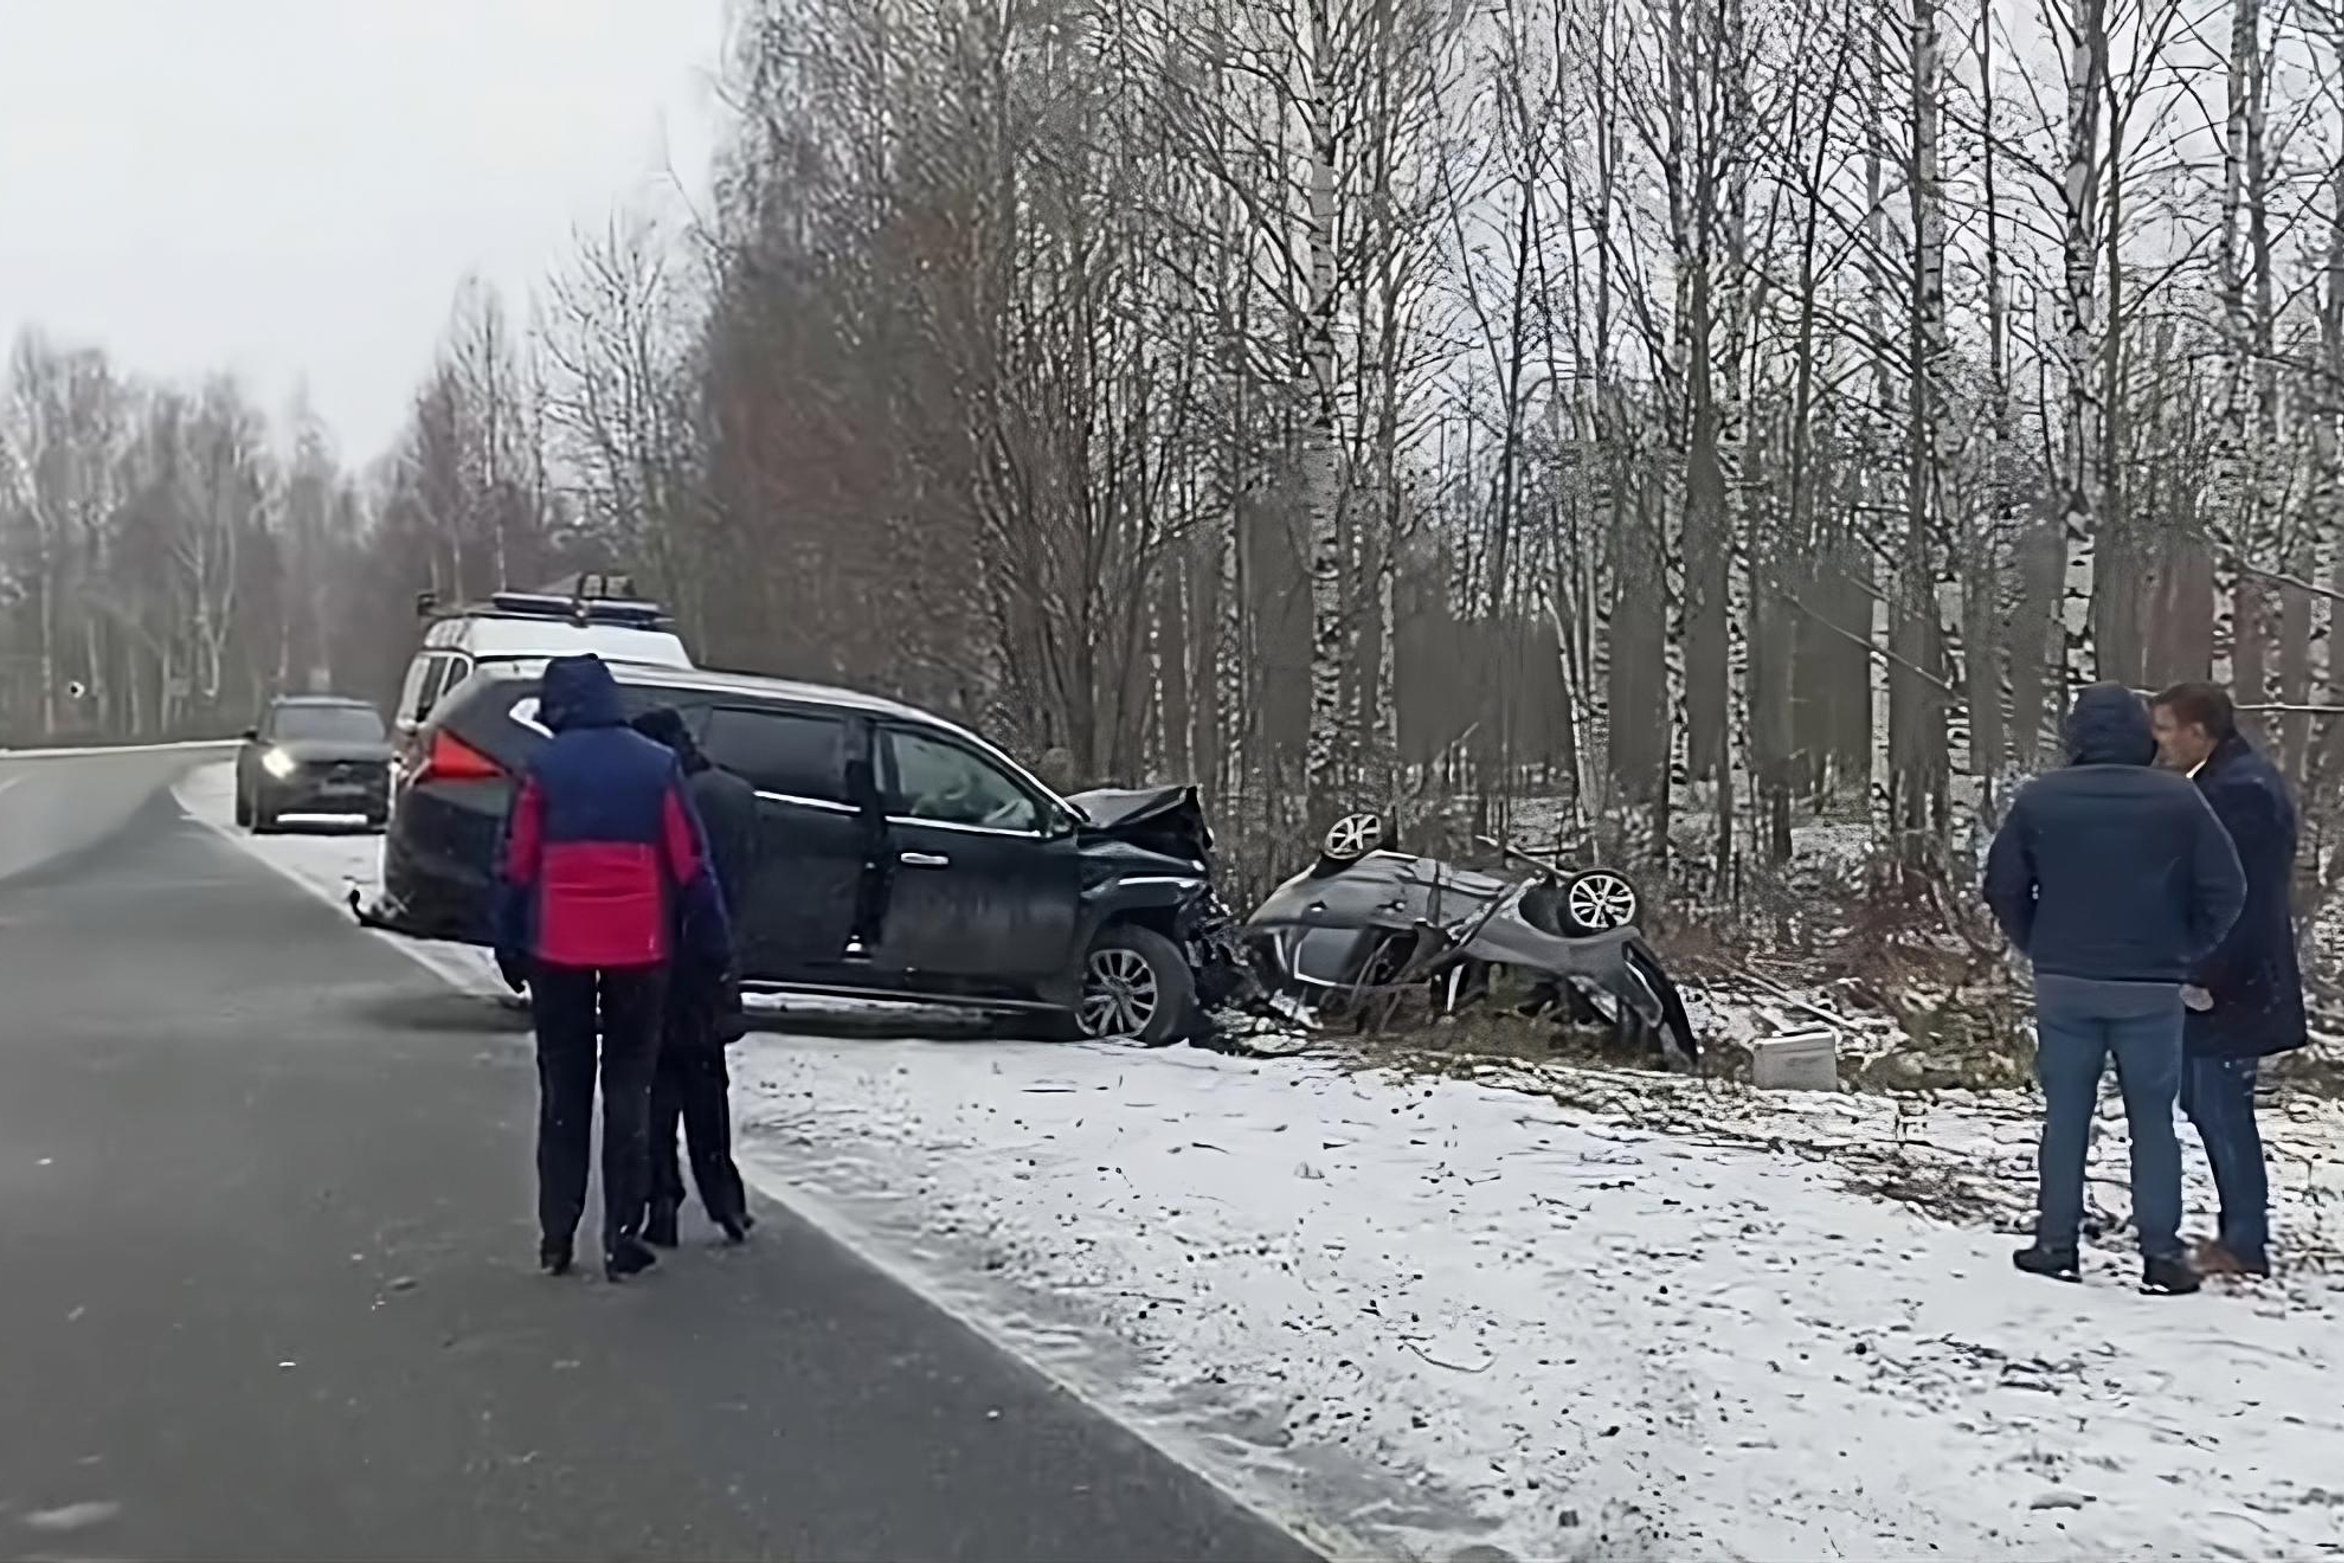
[900,851,951,868]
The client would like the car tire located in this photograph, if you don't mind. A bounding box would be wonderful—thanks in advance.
[252,803,278,835]
[365,808,390,833]
[1320,810,1387,866]
[1077,925,1195,1046]
[1559,868,1641,934]
[234,786,252,829]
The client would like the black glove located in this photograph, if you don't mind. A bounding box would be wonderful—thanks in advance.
[495,950,529,995]
[715,967,750,1045]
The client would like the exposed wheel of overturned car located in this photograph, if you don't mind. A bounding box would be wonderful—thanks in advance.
[1077,924,1197,1046]
[1559,867,1640,933]
[1321,810,1388,865]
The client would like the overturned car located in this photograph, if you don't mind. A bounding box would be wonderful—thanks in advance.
[1231,813,1699,1067]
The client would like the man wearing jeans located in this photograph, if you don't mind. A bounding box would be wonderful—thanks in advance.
[1985,684,2245,1294]
[2153,683,2306,1278]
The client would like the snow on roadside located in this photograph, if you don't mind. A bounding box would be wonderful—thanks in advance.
[735,1037,2344,1561]
[179,760,2344,1561]
[1391,1052,2344,1278]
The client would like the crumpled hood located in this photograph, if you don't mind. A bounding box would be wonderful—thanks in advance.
[2064,682,2156,766]
[540,655,627,732]
[1069,784,1214,863]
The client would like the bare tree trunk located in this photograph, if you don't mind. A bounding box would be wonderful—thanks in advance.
[1300,0,1350,825]
[2057,0,2109,695]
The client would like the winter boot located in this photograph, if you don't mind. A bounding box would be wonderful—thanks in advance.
[2141,1254,2202,1295]
[644,1199,680,1249]
[2012,1242,2081,1282]
[717,1206,754,1245]
[2192,1237,2270,1279]
[605,1236,659,1282]
[539,1237,574,1277]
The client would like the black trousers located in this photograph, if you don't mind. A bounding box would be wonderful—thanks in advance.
[530,962,667,1252]
[650,980,747,1224]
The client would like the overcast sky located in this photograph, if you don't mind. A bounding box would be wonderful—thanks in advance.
[0,0,726,463]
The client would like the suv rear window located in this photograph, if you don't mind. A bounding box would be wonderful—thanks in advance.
[506,686,702,737]
[702,707,850,805]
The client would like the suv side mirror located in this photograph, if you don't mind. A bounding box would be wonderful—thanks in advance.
[1050,803,1085,839]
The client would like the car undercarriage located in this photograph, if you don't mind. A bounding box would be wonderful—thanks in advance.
[1174,810,1700,1066]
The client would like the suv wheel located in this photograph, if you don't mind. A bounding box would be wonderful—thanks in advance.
[1078,926,1195,1046]
[234,785,253,829]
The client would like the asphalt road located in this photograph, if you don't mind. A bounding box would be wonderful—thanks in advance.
[0,765,1316,1563]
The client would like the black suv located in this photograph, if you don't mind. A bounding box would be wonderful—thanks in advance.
[236,695,394,832]
[358,660,1238,1042]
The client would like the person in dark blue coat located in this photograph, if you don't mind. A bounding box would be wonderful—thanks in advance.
[1984,683,2245,1294]
[630,707,757,1248]
[2152,682,2306,1278]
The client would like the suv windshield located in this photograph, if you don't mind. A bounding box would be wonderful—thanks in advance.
[271,704,385,744]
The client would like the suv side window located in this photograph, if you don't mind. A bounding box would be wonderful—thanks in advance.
[880,727,1041,833]
[396,656,433,726]
[407,652,471,724]
[702,706,851,806]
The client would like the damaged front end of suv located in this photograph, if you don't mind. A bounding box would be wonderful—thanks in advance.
[1065,785,1261,1040]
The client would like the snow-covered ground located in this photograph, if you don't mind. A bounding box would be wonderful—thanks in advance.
[177,763,2344,1563]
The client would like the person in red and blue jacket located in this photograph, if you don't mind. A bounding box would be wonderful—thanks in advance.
[494,654,731,1282]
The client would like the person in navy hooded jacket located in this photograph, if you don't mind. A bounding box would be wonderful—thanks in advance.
[1984,683,2244,1295]
[495,655,731,1281]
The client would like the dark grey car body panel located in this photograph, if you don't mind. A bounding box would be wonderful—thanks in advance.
[1241,850,1698,1065]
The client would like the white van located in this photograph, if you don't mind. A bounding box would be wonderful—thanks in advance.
[393,579,694,754]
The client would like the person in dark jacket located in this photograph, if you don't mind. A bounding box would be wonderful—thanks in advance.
[495,657,730,1281]
[2152,682,2305,1278]
[630,707,758,1246]
[1983,683,2246,1294]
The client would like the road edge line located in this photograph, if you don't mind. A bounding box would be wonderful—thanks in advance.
[173,776,506,998]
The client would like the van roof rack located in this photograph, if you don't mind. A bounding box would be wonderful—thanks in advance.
[484,591,669,628]
[415,571,670,630]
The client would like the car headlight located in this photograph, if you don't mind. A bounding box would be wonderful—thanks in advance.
[260,747,299,779]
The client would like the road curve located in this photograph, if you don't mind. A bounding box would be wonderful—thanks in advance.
[0,751,1318,1563]
[0,741,233,885]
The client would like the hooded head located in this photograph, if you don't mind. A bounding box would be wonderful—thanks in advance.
[630,705,707,771]
[2063,682,2156,766]
[538,655,626,733]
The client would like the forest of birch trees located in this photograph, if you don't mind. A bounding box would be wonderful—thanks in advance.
[10,0,2344,906]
